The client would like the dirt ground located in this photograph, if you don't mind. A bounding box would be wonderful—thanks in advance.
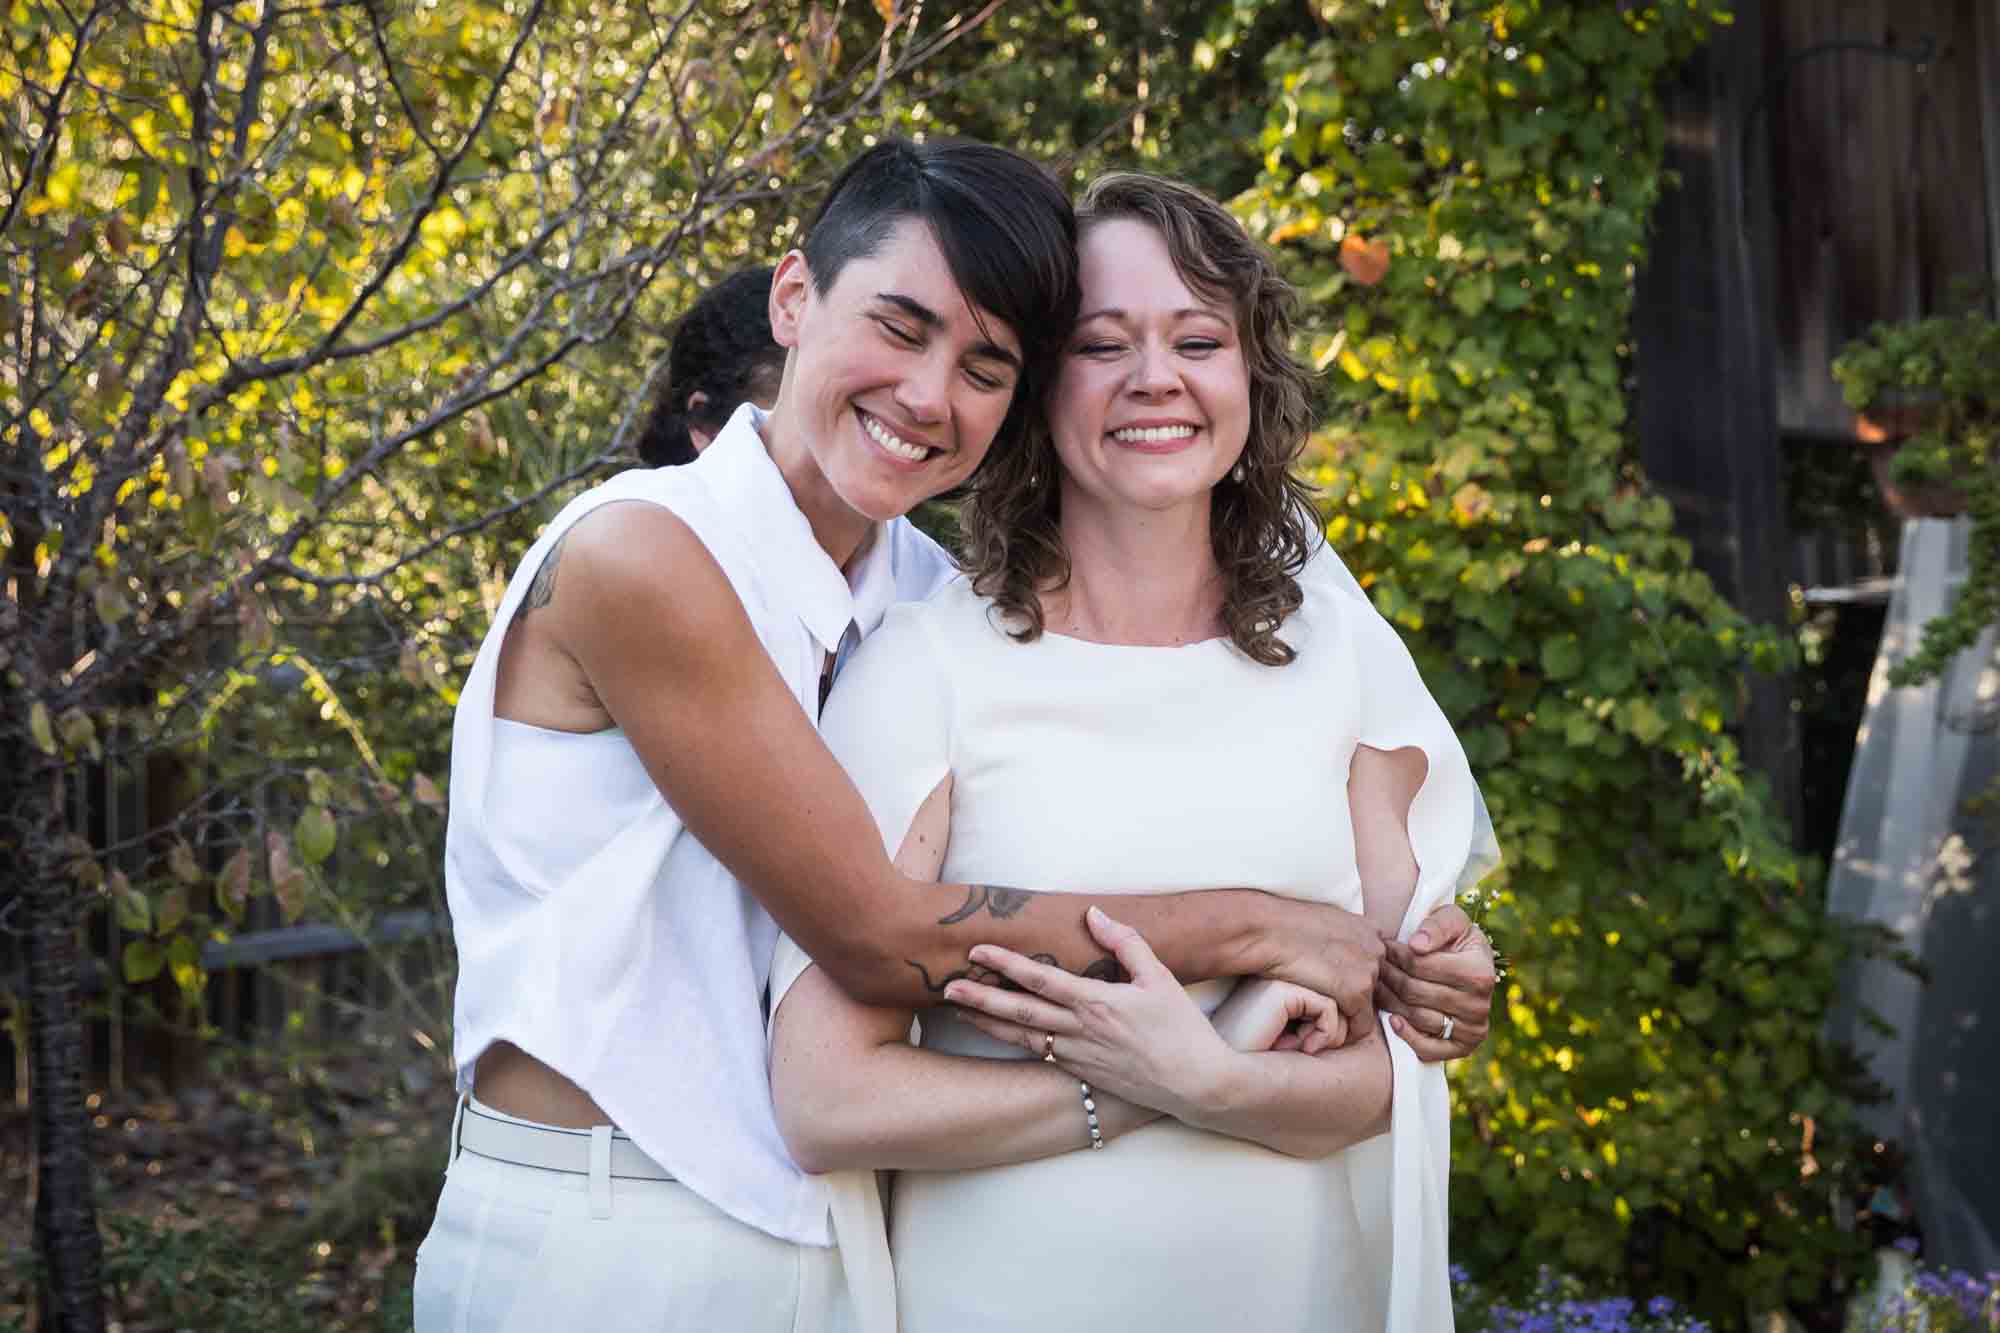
[2,1052,455,1331]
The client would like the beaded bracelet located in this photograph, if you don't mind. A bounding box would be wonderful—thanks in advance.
[1078,1080,1104,1150]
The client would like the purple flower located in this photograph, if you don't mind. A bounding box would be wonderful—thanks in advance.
[1894,1236,1922,1256]
[1646,1296,1677,1318]
[1451,1264,1472,1285]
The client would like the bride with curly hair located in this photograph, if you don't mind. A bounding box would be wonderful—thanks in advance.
[768,172,1497,1333]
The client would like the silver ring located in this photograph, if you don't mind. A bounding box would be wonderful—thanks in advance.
[1042,1032,1057,1063]
[1439,1016,1456,1043]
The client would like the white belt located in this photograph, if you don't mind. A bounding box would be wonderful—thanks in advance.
[456,1101,675,1182]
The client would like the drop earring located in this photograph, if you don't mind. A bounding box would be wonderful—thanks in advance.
[1230,462,1246,483]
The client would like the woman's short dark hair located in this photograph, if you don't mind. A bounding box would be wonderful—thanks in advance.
[960,172,1322,668]
[637,267,782,467]
[802,137,1079,473]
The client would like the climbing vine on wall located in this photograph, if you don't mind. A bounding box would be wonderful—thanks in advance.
[1230,1,1871,1316]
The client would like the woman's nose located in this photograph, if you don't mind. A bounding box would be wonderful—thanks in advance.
[895,351,952,423]
[1128,343,1182,397]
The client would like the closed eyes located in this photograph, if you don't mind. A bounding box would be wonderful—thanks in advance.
[877,317,1011,392]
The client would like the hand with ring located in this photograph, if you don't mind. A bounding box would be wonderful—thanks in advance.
[941,906,1245,1121]
[1373,903,1495,1062]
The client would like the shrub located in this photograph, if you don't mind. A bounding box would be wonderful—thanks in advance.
[1226,0,1873,1317]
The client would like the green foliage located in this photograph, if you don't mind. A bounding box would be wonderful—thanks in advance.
[0,0,990,1030]
[3,1211,326,1333]
[1230,0,1868,1317]
[1832,304,2000,685]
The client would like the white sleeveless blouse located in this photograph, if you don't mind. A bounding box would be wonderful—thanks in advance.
[444,404,956,1247]
[773,561,1498,1332]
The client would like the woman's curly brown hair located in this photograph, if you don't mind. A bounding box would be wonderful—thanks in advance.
[959,172,1321,666]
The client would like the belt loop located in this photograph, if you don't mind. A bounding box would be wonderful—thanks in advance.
[588,1124,613,1219]
[446,1091,468,1174]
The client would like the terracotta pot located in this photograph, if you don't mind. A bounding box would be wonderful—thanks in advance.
[1854,394,1967,519]
[1862,443,1968,519]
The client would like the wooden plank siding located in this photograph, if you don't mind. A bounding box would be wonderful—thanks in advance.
[1765,0,1996,440]
[1633,0,1999,840]
[1980,0,2000,307]
[1633,0,1803,830]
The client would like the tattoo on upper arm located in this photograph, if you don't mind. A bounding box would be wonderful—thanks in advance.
[519,531,569,617]
[936,884,1033,926]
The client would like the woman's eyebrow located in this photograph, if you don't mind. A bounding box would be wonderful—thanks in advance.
[1075,305,1229,325]
[876,291,1021,370]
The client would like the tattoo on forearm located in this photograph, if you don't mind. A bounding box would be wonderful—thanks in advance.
[905,958,1005,995]
[936,884,1033,925]
[1080,957,1127,984]
[519,532,568,616]
[906,952,1124,996]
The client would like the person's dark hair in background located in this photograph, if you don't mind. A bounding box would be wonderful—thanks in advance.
[636,266,782,467]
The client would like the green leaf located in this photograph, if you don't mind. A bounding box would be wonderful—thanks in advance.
[1540,634,1584,681]
[29,701,57,755]
[1675,986,1719,1026]
[166,934,204,998]
[295,805,337,866]
[1450,273,1494,317]
[122,939,165,984]
[1622,698,1669,745]
[112,869,150,934]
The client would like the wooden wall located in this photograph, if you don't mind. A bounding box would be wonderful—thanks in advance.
[1763,0,2000,440]
[1634,0,1802,830]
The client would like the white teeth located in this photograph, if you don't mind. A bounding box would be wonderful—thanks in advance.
[1111,425,1198,444]
[862,412,932,462]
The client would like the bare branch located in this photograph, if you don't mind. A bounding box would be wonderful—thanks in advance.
[271,450,621,590]
[363,0,443,157]
[0,0,110,244]
[306,0,550,359]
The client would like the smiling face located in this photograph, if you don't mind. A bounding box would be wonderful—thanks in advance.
[766,216,1025,531]
[1047,217,1251,521]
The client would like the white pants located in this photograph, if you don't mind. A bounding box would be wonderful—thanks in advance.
[413,1115,844,1332]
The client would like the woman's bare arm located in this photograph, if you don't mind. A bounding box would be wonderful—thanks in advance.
[769,777,1160,1173]
[533,502,1384,1016]
[1168,744,1427,1156]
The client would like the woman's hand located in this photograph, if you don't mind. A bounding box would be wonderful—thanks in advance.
[943,907,1279,1120]
[1374,903,1496,1061]
[1208,978,1342,1054]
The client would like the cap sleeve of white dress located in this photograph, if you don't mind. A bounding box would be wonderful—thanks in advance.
[1337,585,1503,1333]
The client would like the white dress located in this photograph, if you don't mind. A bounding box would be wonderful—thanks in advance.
[772,568,1493,1333]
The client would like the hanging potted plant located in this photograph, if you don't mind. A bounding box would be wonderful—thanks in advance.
[1831,306,1999,520]
[1831,303,2000,685]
